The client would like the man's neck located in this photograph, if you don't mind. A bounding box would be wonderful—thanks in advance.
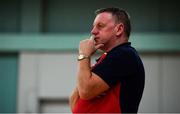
[105,37,128,52]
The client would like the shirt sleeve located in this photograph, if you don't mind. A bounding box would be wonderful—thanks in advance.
[91,50,134,87]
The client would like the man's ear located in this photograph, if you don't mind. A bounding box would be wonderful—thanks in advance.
[115,23,124,36]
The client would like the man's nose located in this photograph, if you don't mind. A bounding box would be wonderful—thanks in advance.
[91,27,98,35]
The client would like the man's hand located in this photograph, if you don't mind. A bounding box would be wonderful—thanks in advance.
[79,36,104,56]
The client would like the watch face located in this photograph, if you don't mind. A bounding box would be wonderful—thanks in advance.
[79,54,84,59]
[78,54,89,61]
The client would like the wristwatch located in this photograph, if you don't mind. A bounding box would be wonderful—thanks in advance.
[78,54,89,61]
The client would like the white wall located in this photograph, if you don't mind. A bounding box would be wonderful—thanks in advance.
[18,52,180,113]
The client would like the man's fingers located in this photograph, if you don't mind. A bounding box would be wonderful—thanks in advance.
[95,44,104,50]
[90,35,104,50]
[90,35,95,40]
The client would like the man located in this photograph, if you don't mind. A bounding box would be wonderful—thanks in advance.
[69,7,145,113]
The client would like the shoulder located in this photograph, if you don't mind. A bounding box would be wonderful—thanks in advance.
[107,43,137,60]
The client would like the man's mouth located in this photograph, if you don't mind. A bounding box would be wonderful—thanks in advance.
[94,39,98,45]
[94,37,99,42]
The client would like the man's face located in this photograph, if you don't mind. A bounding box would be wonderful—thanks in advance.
[91,12,117,48]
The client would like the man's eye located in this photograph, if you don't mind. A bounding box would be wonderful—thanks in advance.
[99,24,105,27]
[98,24,105,29]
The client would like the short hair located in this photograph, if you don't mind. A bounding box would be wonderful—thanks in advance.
[95,7,131,38]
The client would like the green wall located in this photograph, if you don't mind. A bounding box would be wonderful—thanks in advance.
[0,53,17,112]
[0,33,180,52]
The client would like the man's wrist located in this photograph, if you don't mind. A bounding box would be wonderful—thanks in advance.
[78,54,90,61]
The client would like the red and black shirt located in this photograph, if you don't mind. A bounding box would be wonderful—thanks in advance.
[73,42,145,113]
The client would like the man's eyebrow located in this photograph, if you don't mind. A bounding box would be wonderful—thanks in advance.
[97,22,106,27]
[93,22,104,25]
[92,22,106,27]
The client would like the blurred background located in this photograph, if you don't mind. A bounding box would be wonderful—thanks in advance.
[0,0,180,113]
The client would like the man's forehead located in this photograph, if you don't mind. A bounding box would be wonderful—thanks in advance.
[93,12,114,24]
[96,12,113,18]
